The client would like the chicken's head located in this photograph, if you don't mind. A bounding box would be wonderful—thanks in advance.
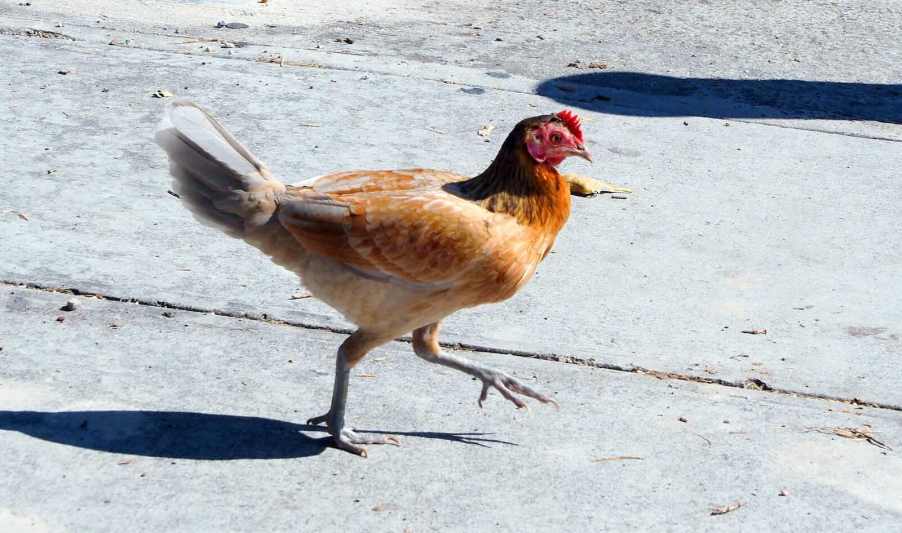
[523,110,592,166]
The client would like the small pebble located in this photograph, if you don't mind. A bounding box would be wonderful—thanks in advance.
[678,416,688,423]
[60,298,78,311]
[778,489,790,497]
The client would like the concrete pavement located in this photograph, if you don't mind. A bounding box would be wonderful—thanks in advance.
[1,1,901,531]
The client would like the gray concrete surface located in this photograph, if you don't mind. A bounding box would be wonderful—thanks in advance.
[2,287,901,531]
[1,1,901,531]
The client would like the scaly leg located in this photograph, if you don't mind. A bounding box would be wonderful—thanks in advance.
[412,323,558,409]
[307,330,400,457]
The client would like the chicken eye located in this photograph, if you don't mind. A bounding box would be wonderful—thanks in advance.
[550,132,562,144]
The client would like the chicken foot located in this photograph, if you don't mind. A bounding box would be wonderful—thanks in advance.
[307,331,400,457]
[412,323,558,409]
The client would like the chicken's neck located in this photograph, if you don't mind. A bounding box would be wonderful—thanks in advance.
[456,148,571,231]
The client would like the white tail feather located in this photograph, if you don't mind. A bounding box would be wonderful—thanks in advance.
[154,100,286,237]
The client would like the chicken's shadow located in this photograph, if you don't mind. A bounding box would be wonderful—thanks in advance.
[537,71,902,123]
[0,410,515,460]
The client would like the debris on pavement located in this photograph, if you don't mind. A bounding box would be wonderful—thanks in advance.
[778,489,790,497]
[678,416,688,423]
[216,22,249,29]
[477,124,495,138]
[151,89,174,98]
[567,60,608,69]
[60,298,78,311]
[335,37,354,44]
[710,501,742,516]
[564,174,632,197]
[741,328,768,335]
[744,378,772,391]
[21,28,75,40]
[371,502,400,512]
[592,455,643,463]
[808,425,892,451]
[290,290,312,300]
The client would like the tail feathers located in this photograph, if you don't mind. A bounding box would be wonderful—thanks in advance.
[155,99,286,237]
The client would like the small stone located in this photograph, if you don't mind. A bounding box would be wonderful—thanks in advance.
[161,311,175,318]
[55,316,65,323]
[778,489,790,497]
[678,416,688,423]
[60,298,78,311]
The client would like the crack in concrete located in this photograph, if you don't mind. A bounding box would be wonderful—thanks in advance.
[5,279,901,413]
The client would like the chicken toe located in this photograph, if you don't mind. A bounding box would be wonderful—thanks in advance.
[477,369,559,409]
[334,429,401,458]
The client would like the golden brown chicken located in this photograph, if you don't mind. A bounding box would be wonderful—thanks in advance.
[155,102,590,456]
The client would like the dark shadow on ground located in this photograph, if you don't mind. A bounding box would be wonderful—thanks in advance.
[0,410,515,459]
[537,72,902,123]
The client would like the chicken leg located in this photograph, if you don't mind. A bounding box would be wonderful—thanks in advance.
[412,323,558,409]
[307,331,400,456]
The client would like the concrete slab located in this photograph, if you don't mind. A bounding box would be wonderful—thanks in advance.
[2,286,901,532]
[2,3,902,530]
[5,0,901,132]
[1,31,900,407]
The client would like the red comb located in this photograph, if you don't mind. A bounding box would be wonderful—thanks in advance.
[556,109,584,143]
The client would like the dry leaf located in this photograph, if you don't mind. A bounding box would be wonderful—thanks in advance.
[710,501,742,516]
[564,174,632,197]
[477,124,495,137]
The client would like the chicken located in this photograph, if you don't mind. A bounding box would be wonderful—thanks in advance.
[155,101,591,456]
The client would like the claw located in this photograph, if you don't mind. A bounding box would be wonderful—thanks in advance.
[476,371,557,410]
